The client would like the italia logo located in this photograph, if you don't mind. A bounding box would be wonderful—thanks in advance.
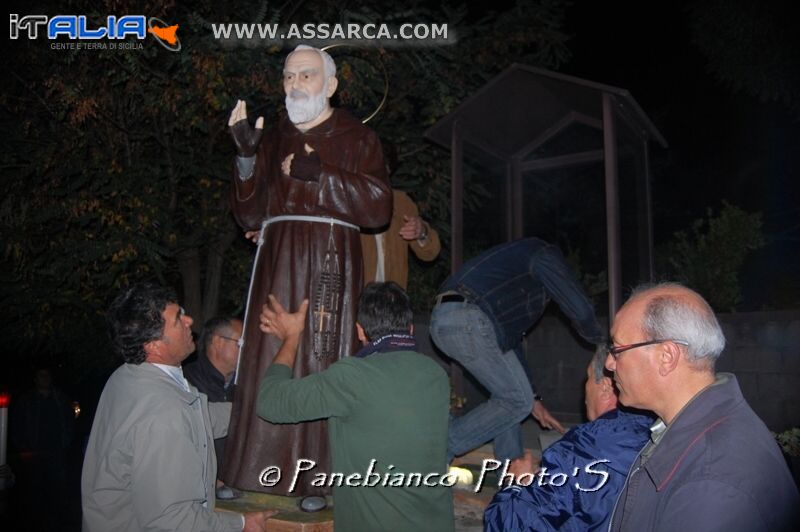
[9,14,181,51]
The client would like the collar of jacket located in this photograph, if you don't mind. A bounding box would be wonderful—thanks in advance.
[353,332,417,358]
[138,362,201,405]
[640,373,737,491]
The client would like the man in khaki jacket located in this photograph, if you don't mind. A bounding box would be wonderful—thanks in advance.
[361,189,440,289]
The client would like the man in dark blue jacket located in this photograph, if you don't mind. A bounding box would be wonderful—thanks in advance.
[484,348,652,531]
[430,238,605,464]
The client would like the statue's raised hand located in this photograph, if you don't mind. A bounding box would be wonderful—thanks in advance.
[228,99,264,157]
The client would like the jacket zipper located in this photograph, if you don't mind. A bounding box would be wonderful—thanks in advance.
[607,445,647,531]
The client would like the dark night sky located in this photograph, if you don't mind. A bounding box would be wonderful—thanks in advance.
[558,1,799,308]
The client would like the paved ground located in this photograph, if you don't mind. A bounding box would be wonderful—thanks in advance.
[454,496,488,532]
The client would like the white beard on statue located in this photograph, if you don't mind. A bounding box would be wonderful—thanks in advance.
[285,83,328,125]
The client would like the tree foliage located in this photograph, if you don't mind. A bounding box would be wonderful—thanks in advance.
[1,0,571,368]
[688,0,800,117]
[659,202,764,312]
[2,0,275,364]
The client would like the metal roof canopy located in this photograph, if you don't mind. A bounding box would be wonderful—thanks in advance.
[425,64,668,321]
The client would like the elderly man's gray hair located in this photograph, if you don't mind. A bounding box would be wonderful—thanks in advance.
[288,44,337,78]
[632,282,726,368]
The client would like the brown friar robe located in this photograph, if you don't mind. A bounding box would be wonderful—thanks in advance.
[225,109,391,495]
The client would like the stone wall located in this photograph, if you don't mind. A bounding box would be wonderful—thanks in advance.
[713,310,800,431]
[415,310,800,432]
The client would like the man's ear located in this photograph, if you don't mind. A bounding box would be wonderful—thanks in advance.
[143,339,161,363]
[658,342,681,376]
[325,76,338,98]
[409,324,414,336]
[600,376,619,409]
[356,322,367,344]
[599,375,615,397]
[207,335,222,358]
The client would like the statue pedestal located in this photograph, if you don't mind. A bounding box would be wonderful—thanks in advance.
[217,491,333,531]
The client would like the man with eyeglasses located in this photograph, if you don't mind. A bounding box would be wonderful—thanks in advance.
[185,317,243,499]
[605,282,798,531]
[82,284,273,531]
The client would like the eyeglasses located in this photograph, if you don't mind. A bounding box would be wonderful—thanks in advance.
[606,339,689,359]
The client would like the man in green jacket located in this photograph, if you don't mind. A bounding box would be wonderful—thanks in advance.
[257,282,454,532]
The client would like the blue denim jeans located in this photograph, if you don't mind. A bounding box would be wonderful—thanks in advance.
[430,301,534,463]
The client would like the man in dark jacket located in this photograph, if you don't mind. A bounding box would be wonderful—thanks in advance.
[484,347,652,531]
[606,282,798,531]
[184,317,242,497]
[430,238,605,465]
[12,366,75,530]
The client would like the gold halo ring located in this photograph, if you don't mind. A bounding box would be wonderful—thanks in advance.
[321,44,389,124]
